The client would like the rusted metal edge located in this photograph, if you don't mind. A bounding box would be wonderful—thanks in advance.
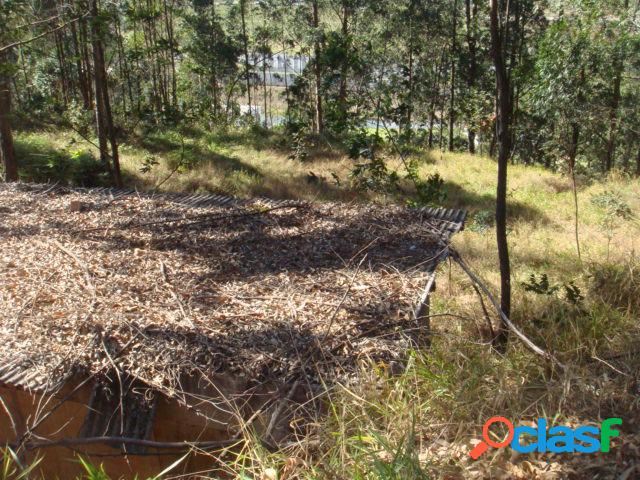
[0,359,72,394]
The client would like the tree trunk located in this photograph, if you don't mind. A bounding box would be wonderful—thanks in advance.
[312,0,324,134]
[489,0,513,352]
[54,30,70,106]
[604,61,622,173]
[428,47,446,149]
[263,52,268,128]
[240,0,252,115]
[90,0,121,187]
[338,3,349,124]
[162,0,178,108]
[79,14,94,109]
[283,46,291,123]
[465,0,478,154]
[70,17,92,110]
[569,123,581,260]
[448,0,458,152]
[0,50,18,182]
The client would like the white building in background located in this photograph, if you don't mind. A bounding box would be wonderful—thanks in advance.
[247,52,309,87]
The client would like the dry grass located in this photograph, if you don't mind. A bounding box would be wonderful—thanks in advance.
[10,127,640,479]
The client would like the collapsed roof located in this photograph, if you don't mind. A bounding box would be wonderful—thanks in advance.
[0,183,466,396]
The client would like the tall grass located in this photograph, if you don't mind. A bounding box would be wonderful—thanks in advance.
[8,128,640,479]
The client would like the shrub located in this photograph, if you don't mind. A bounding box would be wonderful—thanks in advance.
[588,259,640,315]
[15,136,108,187]
[468,209,493,233]
[590,191,633,219]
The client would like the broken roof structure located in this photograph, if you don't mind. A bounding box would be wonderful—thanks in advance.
[0,182,466,477]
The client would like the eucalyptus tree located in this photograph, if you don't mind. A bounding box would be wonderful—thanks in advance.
[184,0,240,121]
[0,11,18,181]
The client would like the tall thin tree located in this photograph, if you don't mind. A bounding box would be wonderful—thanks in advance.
[489,0,513,351]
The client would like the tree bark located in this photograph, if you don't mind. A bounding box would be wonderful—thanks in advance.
[312,0,324,134]
[0,50,18,182]
[428,49,445,149]
[569,123,581,260]
[70,16,92,110]
[162,0,178,108]
[90,0,121,187]
[448,0,458,152]
[603,0,628,172]
[489,0,513,351]
[465,0,478,154]
[338,3,349,123]
[240,0,252,115]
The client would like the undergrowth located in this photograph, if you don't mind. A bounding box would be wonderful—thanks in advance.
[6,127,640,479]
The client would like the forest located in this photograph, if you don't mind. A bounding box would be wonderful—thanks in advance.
[1,0,639,479]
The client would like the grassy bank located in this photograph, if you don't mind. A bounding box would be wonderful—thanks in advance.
[8,127,640,479]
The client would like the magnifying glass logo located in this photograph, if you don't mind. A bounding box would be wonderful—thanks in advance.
[469,416,514,459]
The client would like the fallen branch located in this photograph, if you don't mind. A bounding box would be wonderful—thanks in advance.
[51,239,95,294]
[22,436,240,451]
[413,270,437,323]
[73,203,305,234]
[159,261,193,327]
[472,283,495,340]
[449,248,565,370]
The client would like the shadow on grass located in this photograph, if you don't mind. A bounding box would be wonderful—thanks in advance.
[440,180,549,225]
[137,131,265,179]
[14,135,108,187]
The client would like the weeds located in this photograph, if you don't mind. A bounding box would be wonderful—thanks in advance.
[6,128,640,479]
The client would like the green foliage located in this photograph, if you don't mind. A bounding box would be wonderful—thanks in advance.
[350,158,399,193]
[139,154,160,174]
[590,191,633,219]
[522,273,560,296]
[77,458,110,480]
[288,128,313,162]
[0,449,41,480]
[588,258,640,315]
[522,273,584,306]
[14,137,108,187]
[468,209,494,233]
[405,158,446,206]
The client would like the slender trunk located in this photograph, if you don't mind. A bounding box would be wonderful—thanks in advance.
[407,38,414,137]
[90,0,121,187]
[115,18,134,114]
[465,0,478,154]
[19,48,31,103]
[163,0,178,108]
[490,0,513,351]
[283,47,290,123]
[55,30,70,106]
[428,47,446,149]
[569,123,581,261]
[448,0,458,152]
[0,51,18,182]
[210,0,220,117]
[263,53,268,128]
[70,18,91,109]
[79,14,94,109]
[312,0,323,134]
[604,61,623,172]
[240,0,252,115]
[130,8,143,113]
[338,4,349,122]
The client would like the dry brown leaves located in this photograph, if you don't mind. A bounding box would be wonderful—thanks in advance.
[0,184,447,393]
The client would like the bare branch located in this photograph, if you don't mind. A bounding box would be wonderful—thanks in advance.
[0,13,89,53]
